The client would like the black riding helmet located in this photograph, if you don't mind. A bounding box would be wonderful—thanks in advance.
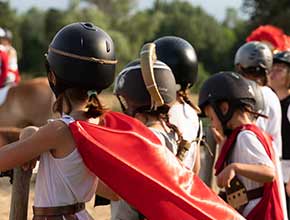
[154,36,198,90]
[114,59,177,116]
[46,22,117,96]
[198,72,257,135]
[234,41,273,82]
[273,51,290,66]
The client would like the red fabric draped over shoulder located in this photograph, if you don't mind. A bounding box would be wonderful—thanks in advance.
[69,111,244,220]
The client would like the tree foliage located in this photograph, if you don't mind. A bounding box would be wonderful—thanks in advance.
[153,1,238,73]
[0,0,249,90]
[243,0,290,33]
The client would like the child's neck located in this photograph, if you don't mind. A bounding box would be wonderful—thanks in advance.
[228,112,253,130]
[273,87,290,100]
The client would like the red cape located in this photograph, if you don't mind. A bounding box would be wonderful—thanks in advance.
[215,124,283,220]
[0,48,8,87]
[69,112,243,220]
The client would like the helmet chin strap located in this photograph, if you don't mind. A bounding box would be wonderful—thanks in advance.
[210,101,237,137]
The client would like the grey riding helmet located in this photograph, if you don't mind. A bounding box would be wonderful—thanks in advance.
[235,41,273,74]
[114,59,177,116]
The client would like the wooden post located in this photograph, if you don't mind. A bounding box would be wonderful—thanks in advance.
[199,126,217,188]
[9,167,32,220]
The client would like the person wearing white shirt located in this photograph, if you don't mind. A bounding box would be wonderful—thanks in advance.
[155,36,201,173]
[234,41,287,220]
[268,50,290,217]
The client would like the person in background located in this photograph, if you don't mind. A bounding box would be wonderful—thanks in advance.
[234,41,282,157]
[268,50,290,217]
[0,27,20,85]
[234,41,288,219]
[0,34,9,88]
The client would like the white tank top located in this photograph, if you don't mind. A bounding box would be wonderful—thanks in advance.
[34,115,98,220]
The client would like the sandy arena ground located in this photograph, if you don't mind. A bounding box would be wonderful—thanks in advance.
[0,177,111,219]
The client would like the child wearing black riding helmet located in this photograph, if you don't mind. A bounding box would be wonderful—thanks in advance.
[154,36,201,173]
[0,22,118,220]
[198,71,283,220]
[235,42,288,219]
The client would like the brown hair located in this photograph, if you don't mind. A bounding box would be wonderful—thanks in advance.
[177,89,201,113]
[52,88,107,118]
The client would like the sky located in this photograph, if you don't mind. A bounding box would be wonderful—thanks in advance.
[9,0,246,22]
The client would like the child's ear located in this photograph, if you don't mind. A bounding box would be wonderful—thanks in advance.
[219,102,229,115]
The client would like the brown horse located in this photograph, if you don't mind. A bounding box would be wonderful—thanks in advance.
[0,77,55,128]
[0,77,55,150]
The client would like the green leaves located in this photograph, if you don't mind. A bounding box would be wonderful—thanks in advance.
[0,0,249,92]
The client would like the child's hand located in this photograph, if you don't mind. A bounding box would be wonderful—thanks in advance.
[217,163,236,188]
[286,179,290,197]
[211,127,226,146]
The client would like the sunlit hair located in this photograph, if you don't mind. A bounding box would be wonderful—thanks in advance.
[52,88,107,118]
[177,89,201,113]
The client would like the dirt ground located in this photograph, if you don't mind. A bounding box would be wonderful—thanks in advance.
[0,177,111,220]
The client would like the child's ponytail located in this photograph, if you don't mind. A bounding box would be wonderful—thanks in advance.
[85,90,107,118]
[177,89,201,113]
[160,113,190,161]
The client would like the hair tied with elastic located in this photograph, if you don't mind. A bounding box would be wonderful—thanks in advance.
[85,89,105,118]
[87,89,98,101]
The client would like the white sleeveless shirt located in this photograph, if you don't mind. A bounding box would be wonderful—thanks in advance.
[257,86,282,157]
[34,115,98,220]
[168,102,200,170]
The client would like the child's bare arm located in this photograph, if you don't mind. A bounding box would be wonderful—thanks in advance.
[0,121,67,171]
[193,146,200,174]
[96,179,120,201]
[217,163,275,188]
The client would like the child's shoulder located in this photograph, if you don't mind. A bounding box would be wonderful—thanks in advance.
[237,129,256,138]
[236,129,262,148]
